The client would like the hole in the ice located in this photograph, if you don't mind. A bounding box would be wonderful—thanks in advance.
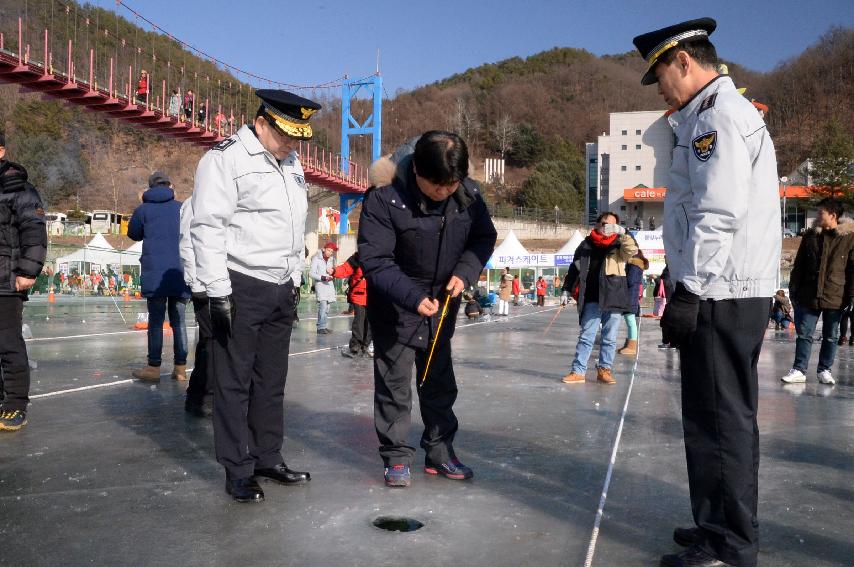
[372,516,424,532]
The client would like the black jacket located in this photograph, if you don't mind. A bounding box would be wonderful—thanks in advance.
[561,235,636,321]
[0,161,47,298]
[358,157,497,348]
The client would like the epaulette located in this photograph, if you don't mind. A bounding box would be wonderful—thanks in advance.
[211,138,237,152]
[698,93,717,115]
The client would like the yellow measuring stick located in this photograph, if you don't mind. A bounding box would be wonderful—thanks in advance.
[420,294,452,387]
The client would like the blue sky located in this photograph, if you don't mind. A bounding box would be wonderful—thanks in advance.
[90,0,854,94]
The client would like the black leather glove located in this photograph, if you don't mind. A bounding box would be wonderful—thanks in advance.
[660,282,700,347]
[209,295,236,337]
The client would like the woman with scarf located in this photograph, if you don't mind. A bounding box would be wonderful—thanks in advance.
[560,212,637,385]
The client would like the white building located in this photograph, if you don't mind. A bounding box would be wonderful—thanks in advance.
[585,110,673,229]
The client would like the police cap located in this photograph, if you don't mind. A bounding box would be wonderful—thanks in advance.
[255,89,322,139]
[633,17,716,85]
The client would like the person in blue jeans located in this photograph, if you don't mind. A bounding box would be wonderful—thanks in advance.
[782,198,854,386]
[128,171,191,381]
[560,212,637,385]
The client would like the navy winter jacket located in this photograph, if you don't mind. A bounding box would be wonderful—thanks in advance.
[127,185,190,299]
[358,157,497,349]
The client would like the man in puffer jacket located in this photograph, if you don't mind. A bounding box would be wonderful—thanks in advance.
[781,198,854,386]
[0,134,47,432]
[561,212,637,385]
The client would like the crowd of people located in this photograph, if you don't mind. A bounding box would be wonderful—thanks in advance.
[0,17,849,567]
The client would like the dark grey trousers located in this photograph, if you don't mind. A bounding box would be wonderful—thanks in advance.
[0,296,28,410]
[373,334,458,467]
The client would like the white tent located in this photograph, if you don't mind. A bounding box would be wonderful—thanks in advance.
[486,230,532,268]
[54,234,139,271]
[554,229,586,257]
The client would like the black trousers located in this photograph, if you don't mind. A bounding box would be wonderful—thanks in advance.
[680,298,768,567]
[348,304,371,353]
[0,296,29,410]
[186,293,213,405]
[373,333,458,466]
[839,306,854,338]
[211,270,296,479]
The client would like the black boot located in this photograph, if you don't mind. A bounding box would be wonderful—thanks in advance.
[225,477,264,503]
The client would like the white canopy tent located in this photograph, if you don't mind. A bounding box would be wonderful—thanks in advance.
[485,230,532,269]
[554,229,586,258]
[54,234,140,273]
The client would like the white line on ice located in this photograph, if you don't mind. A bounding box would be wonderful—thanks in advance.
[29,344,348,400]
[24,316,352,342]
[580,319,643,567]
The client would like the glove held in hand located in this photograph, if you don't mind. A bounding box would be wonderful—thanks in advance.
[660,282,700,347]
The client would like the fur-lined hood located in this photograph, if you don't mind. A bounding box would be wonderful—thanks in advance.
[807,216,854,236]
[628,256,649,270]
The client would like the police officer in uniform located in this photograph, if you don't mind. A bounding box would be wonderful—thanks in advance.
[358,131,497,487]
[190,90,319,502]
[633,19,780,567]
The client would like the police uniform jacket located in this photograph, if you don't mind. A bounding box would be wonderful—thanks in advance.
[190,125,308,298]
[0,161,46,298]
[665,75,780,299]
[178,197,205,294]
[358,156,497,349]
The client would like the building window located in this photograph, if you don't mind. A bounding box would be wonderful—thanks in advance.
[621,130,627,136]
[621,165,627,171]
[635,165,642,171]
[635,144,641,150]
[635,129,641,135]
[621,144,627,150]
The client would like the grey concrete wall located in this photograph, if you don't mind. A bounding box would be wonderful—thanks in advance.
[492,218,583,240]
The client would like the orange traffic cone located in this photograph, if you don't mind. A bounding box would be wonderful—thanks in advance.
[48,288,56,303]
[123,289,130,302]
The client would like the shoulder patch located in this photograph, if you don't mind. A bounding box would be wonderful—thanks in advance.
[292,173,307,190]
[697,93,717,115]
[692,131,717,162]
[212,138,236,152]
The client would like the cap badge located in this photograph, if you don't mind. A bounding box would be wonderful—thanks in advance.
[300,107,318,120]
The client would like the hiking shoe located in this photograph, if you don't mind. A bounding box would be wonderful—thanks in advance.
[817,369,836,385]
[597,367,616,385]
[132,364,161,381]
[0,407,28,431]
[780,369,806,384]
[425,458,473,480]
[561,372,585,384]
[384,464,411,487]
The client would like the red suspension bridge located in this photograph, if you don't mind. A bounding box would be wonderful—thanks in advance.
[0,2,372,194]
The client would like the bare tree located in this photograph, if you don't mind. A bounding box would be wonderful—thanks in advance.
[491,113,516,159]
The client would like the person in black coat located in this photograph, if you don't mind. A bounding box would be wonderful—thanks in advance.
[0,134,47,431]
[358,131,497,487]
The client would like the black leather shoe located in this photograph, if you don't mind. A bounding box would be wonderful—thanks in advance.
[254,463,310,485]
[225,477,264,503]
[661,546,735,567]
[673,526,703,547]
[184,399,212,418]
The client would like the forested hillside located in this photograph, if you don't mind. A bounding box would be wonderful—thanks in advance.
[1,0,851,215]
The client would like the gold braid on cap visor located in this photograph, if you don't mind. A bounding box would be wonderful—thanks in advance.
[263,105,313,139]
[645,29,709,71]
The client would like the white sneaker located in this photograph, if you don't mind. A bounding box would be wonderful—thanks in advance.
[781,369,806,383]
[817,369,836,385]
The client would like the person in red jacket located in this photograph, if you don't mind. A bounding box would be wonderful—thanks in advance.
[136,70,149,105]
[535,276,547,306]
[330,252,370,358]
[512,274,521,305]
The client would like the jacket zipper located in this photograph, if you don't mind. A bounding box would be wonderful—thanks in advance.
[426,211,449,340]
